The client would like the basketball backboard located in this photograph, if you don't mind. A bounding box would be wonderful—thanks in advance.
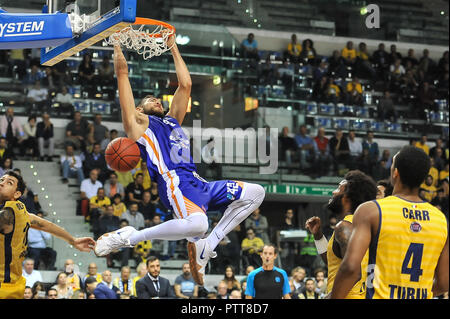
[48,0,119,20]
[40,0,136,66]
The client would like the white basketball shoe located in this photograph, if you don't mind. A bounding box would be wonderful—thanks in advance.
[94,226,137,257]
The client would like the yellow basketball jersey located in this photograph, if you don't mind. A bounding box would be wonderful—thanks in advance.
[0,201,30,285]
[327,214,368,299]
[367,196,448,299]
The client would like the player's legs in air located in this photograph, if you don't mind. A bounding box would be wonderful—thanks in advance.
[95,178,265,285]
[187,180,265,285]
[93,173,208,254]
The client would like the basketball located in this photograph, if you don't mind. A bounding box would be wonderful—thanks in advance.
[105,137,141,172]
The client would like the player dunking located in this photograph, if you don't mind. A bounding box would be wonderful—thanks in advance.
[331,146,448,299]
[0,171,95,299]
[305,170,377,299]
[94,35,265,285]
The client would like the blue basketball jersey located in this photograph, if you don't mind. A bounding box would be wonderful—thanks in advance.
[136,115,244,219]
[136,115,196,181]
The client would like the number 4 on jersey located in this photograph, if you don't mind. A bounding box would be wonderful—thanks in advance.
[401,243,424,282]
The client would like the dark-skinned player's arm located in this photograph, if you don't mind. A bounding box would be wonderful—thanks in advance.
[28,212,95,253]
[330,201,376,299]
[333,221,353,257]
[334,221,362,284]
[432,235,449,296]
[113,45,148,141]
[166,34,192,126]
[305,216,328,264]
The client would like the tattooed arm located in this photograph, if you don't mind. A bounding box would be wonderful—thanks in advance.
[333,220,353,258]
[333,220,361,288]
[0,207,15,234]
[28,213,95,252]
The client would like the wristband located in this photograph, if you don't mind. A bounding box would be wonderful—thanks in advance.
[314,235,328,255]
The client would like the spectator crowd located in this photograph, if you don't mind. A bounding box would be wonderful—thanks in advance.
[278,123,449,188]
[1,48,115,114]
[243,33,448,118]
[241,32,449,184]
[1,36,447,124]
[21,250,333,299]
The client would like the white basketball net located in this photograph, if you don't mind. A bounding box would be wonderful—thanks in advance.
[107,24,175,60]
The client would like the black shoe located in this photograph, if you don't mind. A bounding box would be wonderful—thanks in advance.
[62,178,69,184]
[46,156,53,162]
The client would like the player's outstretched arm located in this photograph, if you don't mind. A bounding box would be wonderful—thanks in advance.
[113,45,147,141]
[432,235,449,296]
[166,34,192,126]
[330,201,376,299]
[28,213,95,252]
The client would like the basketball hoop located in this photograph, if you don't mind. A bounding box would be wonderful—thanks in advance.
[107,17,176,60]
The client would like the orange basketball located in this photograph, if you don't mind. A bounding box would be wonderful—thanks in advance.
[105,137,141,172]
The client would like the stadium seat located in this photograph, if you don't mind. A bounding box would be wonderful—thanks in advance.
[355,107,369,118]
[436,99,448,112]
[334,119,349,130]
[319,103,335,115]
[316,117,333,129]
[336,103,346,115]
[306,101,318,115]
[370,121,385,132]
[385,123,402,133]
[73,100,90,113]
[270,85,285,98]
[92,102,111,114]
[351,119,368,131]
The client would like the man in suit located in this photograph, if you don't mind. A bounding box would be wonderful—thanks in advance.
[136,256,175,299]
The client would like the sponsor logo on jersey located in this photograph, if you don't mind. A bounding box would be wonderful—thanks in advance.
[410,221,422,233]
[169,133,190,150]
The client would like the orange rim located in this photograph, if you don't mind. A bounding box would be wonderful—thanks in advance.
[130,17,176,38]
